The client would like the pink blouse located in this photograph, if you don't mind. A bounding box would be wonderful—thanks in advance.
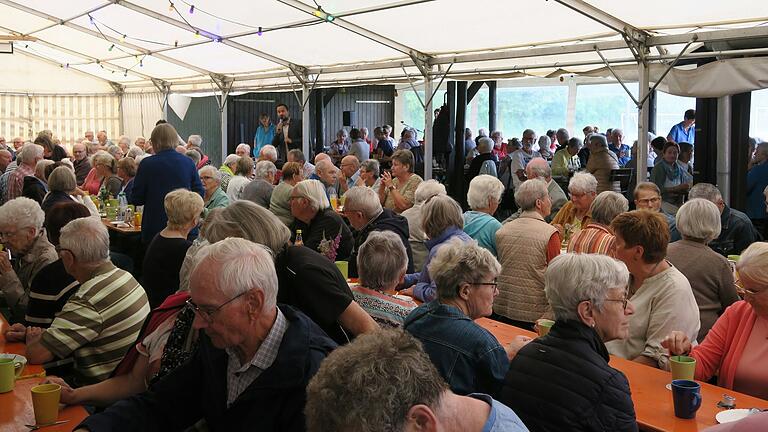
[732,316,768,399]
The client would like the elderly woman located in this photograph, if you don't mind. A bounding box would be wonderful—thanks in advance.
[41,166,98,216]
[126,145,144,160]
[605,210,700,369]
[329,128,350,163]
[501,253,638,431]
[198,165,229,214]
[106,143,124,161]
[289,179,353,260]
[378,149,423,214]
[552,171,598,243]
[22,159,55,203]
[218,154,239,192]
[225,156,253,202]
[87,150,122,198]
[269,161,302,226]
[666,199,740,341]
[200,200,377,344]
[663,242,768,399]
[0,197,57,321]
[567,191,628,256]
[235,143,251,158]
[466,136,497,181]
[401,180,447,271]
[241,160,276,208]
[650,141,693,213]
[405,238,523,397]
[464,175,505,256]
[142,189,203,308]
[352,231,417,328]
[354,158,381,190]
[117,157,137,201]
[401,195,471,303]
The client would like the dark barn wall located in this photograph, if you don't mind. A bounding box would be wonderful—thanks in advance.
[167,96,222,167]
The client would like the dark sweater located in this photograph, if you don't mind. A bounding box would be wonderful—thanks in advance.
[348,208,414,278]
[290,208,353,261]
[142,234,192,308]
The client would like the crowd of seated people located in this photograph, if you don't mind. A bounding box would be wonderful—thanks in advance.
[1,111,768,432]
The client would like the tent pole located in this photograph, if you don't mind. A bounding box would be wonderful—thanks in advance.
[636,45,649,182]
[424,74,433,180]
[302,82,311,160]
[220,98,228,166]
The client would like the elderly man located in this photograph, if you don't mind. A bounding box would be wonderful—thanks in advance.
[551,137,582,177]
[505,159,567,224]
[235,143,251,158]
[314,158,340,197]
[0,149,11,174]
[338,155,360,194]
[84,131,95,143]
[71,141,91,186]
[496,179,561,330]
[0,197,57,320]
[587,134,620,193]
[466,137,497,181]
[287,149,314,179]
[7,143,43,201]
[75,237,336,431]
[186,134,209,168]
[508,129,542,189]
[219,154,239,192]
[667,109,696,145]
[688,183,760,256]
[342,186,414,278]
[241,160,276,208]
[96,130,110,149]
[555,128,570,150]
[305,329,528,432]
[258,145,281,183]
[609,129,631,167]
[20,217,148,385]
[633,182,681,242]
[290,179,353,260]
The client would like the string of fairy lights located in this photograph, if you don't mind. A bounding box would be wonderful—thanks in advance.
[45,1,337,79]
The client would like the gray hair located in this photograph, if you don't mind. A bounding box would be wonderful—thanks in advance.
[343,186,382,219]
[60,217,110,264]
[688,183,723,204]
[126,145,144,159]
[224,153,240,166]
[568,171,598,194]
[192,237,278,309]
[187,134,203,147]
[205,200,291,255]
[467,175,504,210]
[567,137,583,150]
[358,231,408,292]
[259,144,278,162]
[106,144,122,158]
[590,134,609,149]
[185,150,201,165]
[35,160,55,180]
[0,197,45,232]
[514,178,548,211]
[545,253,630,321]
[476,137,494,153]
[254,160,277,180]
[414,179,446,205]
[590,191,629,226]
[315,158,335,176]
[429,237,501,301]
[20,143,43,164]
[294,179,330,211]
[199,165,221,182]
[675,198,721,243]
[359,159,380,178]
[236,143,251,154]
[48,166,77,193]
[737,242,768,288]
[421,195,463,239]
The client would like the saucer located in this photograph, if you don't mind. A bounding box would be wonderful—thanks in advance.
[716,408,751,424]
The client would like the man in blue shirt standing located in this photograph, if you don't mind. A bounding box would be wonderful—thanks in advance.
[667,109,696,145]
[253,112,275,157]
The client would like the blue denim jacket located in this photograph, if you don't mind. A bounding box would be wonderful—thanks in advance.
[404,301,509,397]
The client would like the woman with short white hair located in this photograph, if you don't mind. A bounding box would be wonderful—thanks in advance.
[198,165,229,214]
[289,179,353,260]
[552,171,598,242]
[142,189,204,308]
[567,191,628,257]
[401,179,447,271]
[464,174,505,256]
[0,197,57,319]
[666,198,739,341]
[502,253,638,430]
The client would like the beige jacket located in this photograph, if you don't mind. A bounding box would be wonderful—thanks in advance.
[0,230,57,317]
[587,146,620,193]
[495,211,557,323]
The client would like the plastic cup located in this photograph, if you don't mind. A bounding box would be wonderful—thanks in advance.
[0,358,15,393]
[335,261,349,280]
[31,383,61,425]
[133,212,142,227]
[670,355,696,381]
[536,319,555,337]
[106,207,118,220]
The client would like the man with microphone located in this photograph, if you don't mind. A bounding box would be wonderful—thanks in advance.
[271,103,303,165]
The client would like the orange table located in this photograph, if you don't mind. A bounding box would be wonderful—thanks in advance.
[477,318,768,432]
[0,316,88,432]
[101,218,141,234]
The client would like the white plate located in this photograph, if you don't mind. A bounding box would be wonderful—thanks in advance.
[716,409,751,424]
[0,353,27,377]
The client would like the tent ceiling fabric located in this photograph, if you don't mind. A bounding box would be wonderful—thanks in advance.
[0,0,766,93]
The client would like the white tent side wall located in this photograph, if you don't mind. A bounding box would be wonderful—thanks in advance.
[121,92,165,142]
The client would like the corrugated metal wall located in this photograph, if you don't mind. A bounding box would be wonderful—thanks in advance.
[227,92,301,154]
[0,93,120,147]
[167,95,222,167]
[122,92,164,142]
[323,86,395,143]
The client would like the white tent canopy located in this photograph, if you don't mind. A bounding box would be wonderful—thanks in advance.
[0,0,767,94]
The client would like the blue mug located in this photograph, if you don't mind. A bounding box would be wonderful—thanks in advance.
[671,379,702,419]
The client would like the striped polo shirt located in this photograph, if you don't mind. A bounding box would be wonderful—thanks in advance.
[566,223,617,257]
[41,262,150,385]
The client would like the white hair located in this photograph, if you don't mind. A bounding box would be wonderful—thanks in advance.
[358,231,407,292]
[187,134,203,147]
[20,143,43,164]
[126,145,144,159]
[315,159,335,176]
[192,237,278,309]
[0,197,45,232]
[467,175,504,210]
[568,172,598,194]
[545,253,630,321]
[254,160,277,180]
[236,143,251,154]
[259,144,278,162]
[414,179,446,205]
[675,198,721,243]
[199,165,221,181]
[343,186,382,219]
[59,217,110,264]
[514,178,548,211]
[476,137,493,153]
[224,153,240,166]
[590,191,628,226]
[294,179,330,211]
[360,159,380,178]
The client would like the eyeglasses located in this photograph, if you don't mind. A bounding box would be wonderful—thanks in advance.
[186,290,248,322]
[735,279,762,297]
[470,281,498,288]
[0,230,19,240]
[580,296,629,310]
[200,176,215,181]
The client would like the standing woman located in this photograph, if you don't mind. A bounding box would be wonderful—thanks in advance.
[378,150,423,214]
[650,141,693,214]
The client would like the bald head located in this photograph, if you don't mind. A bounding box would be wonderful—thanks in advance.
[314,152,331,164]
[525,158,552,180]
[0,149,11,171]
